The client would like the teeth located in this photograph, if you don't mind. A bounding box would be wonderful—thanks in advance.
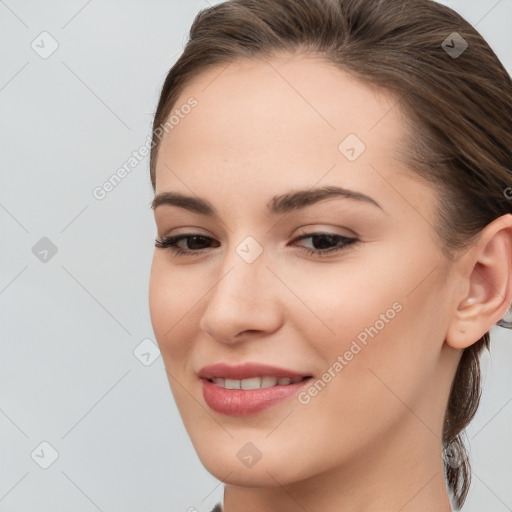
[241,377,262,390]
[224,378,240,390]
[211,376,305,389]
[261,376,278,388]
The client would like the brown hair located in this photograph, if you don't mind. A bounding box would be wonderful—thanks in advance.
[149,0,512,508]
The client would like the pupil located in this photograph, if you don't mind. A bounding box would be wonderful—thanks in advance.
[313,234,336,249]
[189,236,207,249]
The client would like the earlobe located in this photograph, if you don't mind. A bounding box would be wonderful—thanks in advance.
[446,214,512,350]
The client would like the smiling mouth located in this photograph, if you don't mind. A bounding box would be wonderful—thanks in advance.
[207,376,312,389]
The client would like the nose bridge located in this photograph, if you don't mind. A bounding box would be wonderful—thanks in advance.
[199,236,280,342]
[218,233,270,297]
[211,237,269,311]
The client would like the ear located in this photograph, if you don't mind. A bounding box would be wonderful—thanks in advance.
[446,214,512,349]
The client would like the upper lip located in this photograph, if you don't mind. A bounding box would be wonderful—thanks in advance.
[198,362,311,380]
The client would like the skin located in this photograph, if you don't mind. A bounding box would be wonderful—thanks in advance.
[149,54,512,512]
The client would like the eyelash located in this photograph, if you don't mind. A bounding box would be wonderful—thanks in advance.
[154,232,357,258]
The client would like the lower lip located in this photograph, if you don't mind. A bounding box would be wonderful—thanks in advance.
[201,378,312,416]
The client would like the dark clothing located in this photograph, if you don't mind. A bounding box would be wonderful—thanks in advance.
[210,504,223,512]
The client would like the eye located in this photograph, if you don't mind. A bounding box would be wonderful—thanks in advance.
[155,234,218,256]
[291,232,357,257]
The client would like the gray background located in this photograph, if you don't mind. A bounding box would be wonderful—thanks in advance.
[1,1,511,511]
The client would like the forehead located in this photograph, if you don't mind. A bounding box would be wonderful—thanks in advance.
[155,54,416,206]
[162,55,402,148]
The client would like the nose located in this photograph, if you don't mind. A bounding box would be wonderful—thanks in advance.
[198,246,282,345]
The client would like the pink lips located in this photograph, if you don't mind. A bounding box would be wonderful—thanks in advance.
[198,362,312,416]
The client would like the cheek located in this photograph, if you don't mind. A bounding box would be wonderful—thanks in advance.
[149,256,202,364]
[149,257,206,420]
[289,251,448,412]
[281,258,403,356]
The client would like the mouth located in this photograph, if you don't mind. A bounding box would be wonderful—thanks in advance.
[198,363,314,416]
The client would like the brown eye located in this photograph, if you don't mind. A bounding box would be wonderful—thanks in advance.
[292,233,357,257]
[155,234,220,256]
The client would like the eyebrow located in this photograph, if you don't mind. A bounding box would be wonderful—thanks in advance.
[151,185,383,216]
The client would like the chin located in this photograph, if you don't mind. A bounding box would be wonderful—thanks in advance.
[200,454,294,487]
[191,434,320,488]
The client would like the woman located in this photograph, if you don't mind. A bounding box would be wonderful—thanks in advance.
[148,0,512,510]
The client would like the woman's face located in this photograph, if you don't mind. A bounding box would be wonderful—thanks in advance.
[149,55,462,487]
